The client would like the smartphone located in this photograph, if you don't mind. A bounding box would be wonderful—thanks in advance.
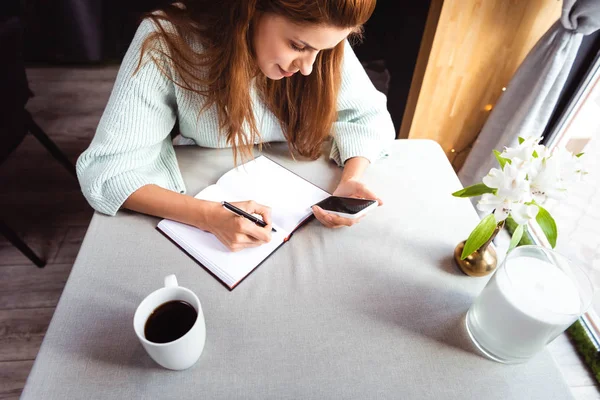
[314,196,378,219]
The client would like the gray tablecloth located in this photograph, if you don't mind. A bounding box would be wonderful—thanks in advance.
[22,140,573,399]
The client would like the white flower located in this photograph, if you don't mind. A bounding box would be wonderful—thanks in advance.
[477,194,539,225]
[521,144,551,177]
[511,203,539,225]
[529,148,585,204]
[526,154,545,181]
[477,193,512,222]
[482,163,531,202]
[529,158,565,203]
[500,136,550,179]
[470,139,586,230]
[551,147,586,183]
[532,144,551,160]
[501,136,543,163]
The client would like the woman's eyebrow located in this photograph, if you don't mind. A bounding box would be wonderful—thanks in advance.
[295,39,334,52]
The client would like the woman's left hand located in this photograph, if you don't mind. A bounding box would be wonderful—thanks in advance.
[312,179,383,229]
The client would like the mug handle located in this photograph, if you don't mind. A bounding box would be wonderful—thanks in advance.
[164,274,178,288]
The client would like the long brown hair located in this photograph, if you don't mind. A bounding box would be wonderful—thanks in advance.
[139,0,375,162]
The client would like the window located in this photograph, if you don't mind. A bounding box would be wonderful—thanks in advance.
[535,53,600,348]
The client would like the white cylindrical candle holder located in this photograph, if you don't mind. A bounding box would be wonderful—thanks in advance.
[466,245,594,364]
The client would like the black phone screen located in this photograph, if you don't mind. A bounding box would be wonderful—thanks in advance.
[315,196,376,214]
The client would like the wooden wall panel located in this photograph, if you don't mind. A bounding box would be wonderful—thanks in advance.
[399,0,444,140]
[407,0,562,170]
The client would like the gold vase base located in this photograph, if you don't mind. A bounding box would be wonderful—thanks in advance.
[454,240,498,277]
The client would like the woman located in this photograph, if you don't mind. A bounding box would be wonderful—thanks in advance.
[77,0,395,251]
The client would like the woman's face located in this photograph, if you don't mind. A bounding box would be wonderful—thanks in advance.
[253,13,352,80]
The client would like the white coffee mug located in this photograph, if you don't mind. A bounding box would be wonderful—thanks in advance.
[133,275,206,370]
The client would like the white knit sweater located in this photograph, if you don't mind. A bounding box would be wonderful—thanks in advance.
[76,18,395,216]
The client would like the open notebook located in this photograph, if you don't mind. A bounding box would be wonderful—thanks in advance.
[157,156,330,290]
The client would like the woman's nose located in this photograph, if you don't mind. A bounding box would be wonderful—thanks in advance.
[298,52,318,76]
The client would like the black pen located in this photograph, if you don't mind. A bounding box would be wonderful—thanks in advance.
[221,201,277,233]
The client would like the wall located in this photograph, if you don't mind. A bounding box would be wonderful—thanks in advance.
[406,0,562,170]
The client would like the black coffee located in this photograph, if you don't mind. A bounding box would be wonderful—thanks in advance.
[144,300,198,344]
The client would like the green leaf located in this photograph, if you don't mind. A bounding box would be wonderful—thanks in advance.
[452,183,496,198]
[505,217,535,246]
[518,224,532,246]
[493,150,511,169]
[536,205,558,248]
[576,152,584,158]
[508,224,524,252]
[461,214,498,259]
[532,150,538,158]
[518,137,525,144]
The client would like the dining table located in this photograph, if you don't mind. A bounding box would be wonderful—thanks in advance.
[21,139,574,399]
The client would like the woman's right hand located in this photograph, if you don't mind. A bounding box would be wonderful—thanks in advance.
[204,200,273,252]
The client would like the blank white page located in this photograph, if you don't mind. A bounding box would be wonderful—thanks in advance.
[216,156,330,232]
[157,184,288,288]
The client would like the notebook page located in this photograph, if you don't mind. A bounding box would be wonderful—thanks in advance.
[158,219,287,287]
[216,156,330,232]
[157,184,288,287]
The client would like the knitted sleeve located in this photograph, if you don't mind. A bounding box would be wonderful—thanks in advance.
[329,40,396,166]
[76,18,186,216]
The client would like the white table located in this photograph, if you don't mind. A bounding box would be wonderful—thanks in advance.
[22,140,573,399]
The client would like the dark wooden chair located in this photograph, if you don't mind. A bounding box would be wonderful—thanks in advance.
[0,16,77,267]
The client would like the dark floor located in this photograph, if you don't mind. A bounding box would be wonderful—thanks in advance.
[0,67,116,399]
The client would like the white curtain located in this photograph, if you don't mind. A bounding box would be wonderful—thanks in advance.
[458,0,600,187]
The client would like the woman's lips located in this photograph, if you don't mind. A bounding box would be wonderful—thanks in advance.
[278,65,295,77]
